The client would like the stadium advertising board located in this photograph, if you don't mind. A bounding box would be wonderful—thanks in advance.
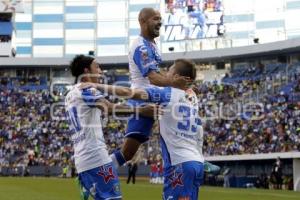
[163,0,225,41]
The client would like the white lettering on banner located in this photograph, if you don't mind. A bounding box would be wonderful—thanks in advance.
[165,25,185,41]
[163,12,223,41]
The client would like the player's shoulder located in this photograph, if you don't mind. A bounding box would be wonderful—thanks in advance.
[130,36,150,51]
[171,87,185,95]
[130,36,142,47]
[65,84,80,104]
[172,88,197,100]
[66,84,102,100]
[81,87,104,101]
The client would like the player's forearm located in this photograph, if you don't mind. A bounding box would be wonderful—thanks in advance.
[109,104,153,117]
[95,84,149,101]
[148,72,173,87]
[94,84,130,97]
[112,104,136,115]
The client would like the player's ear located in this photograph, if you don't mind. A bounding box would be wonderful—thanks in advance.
[173,73,180,79]
[84,67,90,73]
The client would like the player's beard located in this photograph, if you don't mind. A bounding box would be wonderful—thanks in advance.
[150,24,161,38]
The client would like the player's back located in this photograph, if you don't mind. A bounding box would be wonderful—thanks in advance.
[65,84,111,173]
[159,88,204,168]
[128,36,162,89]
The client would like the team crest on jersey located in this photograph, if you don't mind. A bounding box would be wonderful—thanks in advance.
[97,165,116,184]
[185,89,197,105]
[140,46,149,61]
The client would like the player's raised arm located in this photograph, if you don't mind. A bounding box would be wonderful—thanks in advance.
[79,83,150,101]
[148,70,190,88]
[94,98,132,115]
[80,83,172,105]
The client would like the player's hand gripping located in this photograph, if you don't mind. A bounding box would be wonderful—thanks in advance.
[172,76,193,89]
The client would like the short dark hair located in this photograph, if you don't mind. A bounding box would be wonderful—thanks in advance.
[174,59,196,81]
[69,54,94,78]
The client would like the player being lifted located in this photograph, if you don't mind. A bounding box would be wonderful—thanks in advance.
[110,7,219,175]
[110,7,189,169]
[65,55,153,200]
[80,59,204,200]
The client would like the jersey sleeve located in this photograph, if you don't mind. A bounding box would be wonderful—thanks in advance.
[133,45,159,77]
[81,87,104,107]
[145,86,171,104]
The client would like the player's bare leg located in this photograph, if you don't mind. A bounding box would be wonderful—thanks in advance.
[110,138,141,167]
[121,138,141,161]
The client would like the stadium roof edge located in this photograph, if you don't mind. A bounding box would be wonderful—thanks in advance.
[163,37,300,62]
[206,152,300,162]
[1,38,300,67]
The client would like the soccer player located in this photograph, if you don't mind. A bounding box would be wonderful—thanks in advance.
[65,55,153,200]
[81,59,205,200]
[110,7,189,169]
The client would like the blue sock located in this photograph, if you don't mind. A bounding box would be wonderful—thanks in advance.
[110,150,126,168]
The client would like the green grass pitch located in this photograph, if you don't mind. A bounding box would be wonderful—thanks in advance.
[0,177,299,200]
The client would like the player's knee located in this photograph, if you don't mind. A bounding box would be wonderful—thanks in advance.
[121,138,141,161]
[121,147,138,161]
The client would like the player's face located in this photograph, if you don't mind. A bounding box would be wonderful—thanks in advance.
[88,60,103,83]
[145,11,162,38]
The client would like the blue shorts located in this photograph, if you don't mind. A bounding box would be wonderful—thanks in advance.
[125,99,154,143]
[149,172,153,178]
[163,161,204,200]
[78,162,122,200]
[153,172,159,178]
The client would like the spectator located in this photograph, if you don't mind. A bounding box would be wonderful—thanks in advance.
[273,157,283,189]
[126,161,138,184]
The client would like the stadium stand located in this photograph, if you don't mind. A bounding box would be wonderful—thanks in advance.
[1,38,300,191]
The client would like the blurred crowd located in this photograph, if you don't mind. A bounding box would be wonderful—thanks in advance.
[200,67,300,156]
[0,88,72,169]
[0,79,161,170]
[0,65,300,171]
[201,83,300,156]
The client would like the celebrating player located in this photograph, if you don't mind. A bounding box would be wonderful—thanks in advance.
[110,7,190,169]
[65,55,153,200]
[110,7,219,176]
[81,59,205,200]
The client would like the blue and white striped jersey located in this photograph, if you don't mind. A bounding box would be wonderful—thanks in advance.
[65,84,111,173]
[128,36,162,89]
[146,86,204,167]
